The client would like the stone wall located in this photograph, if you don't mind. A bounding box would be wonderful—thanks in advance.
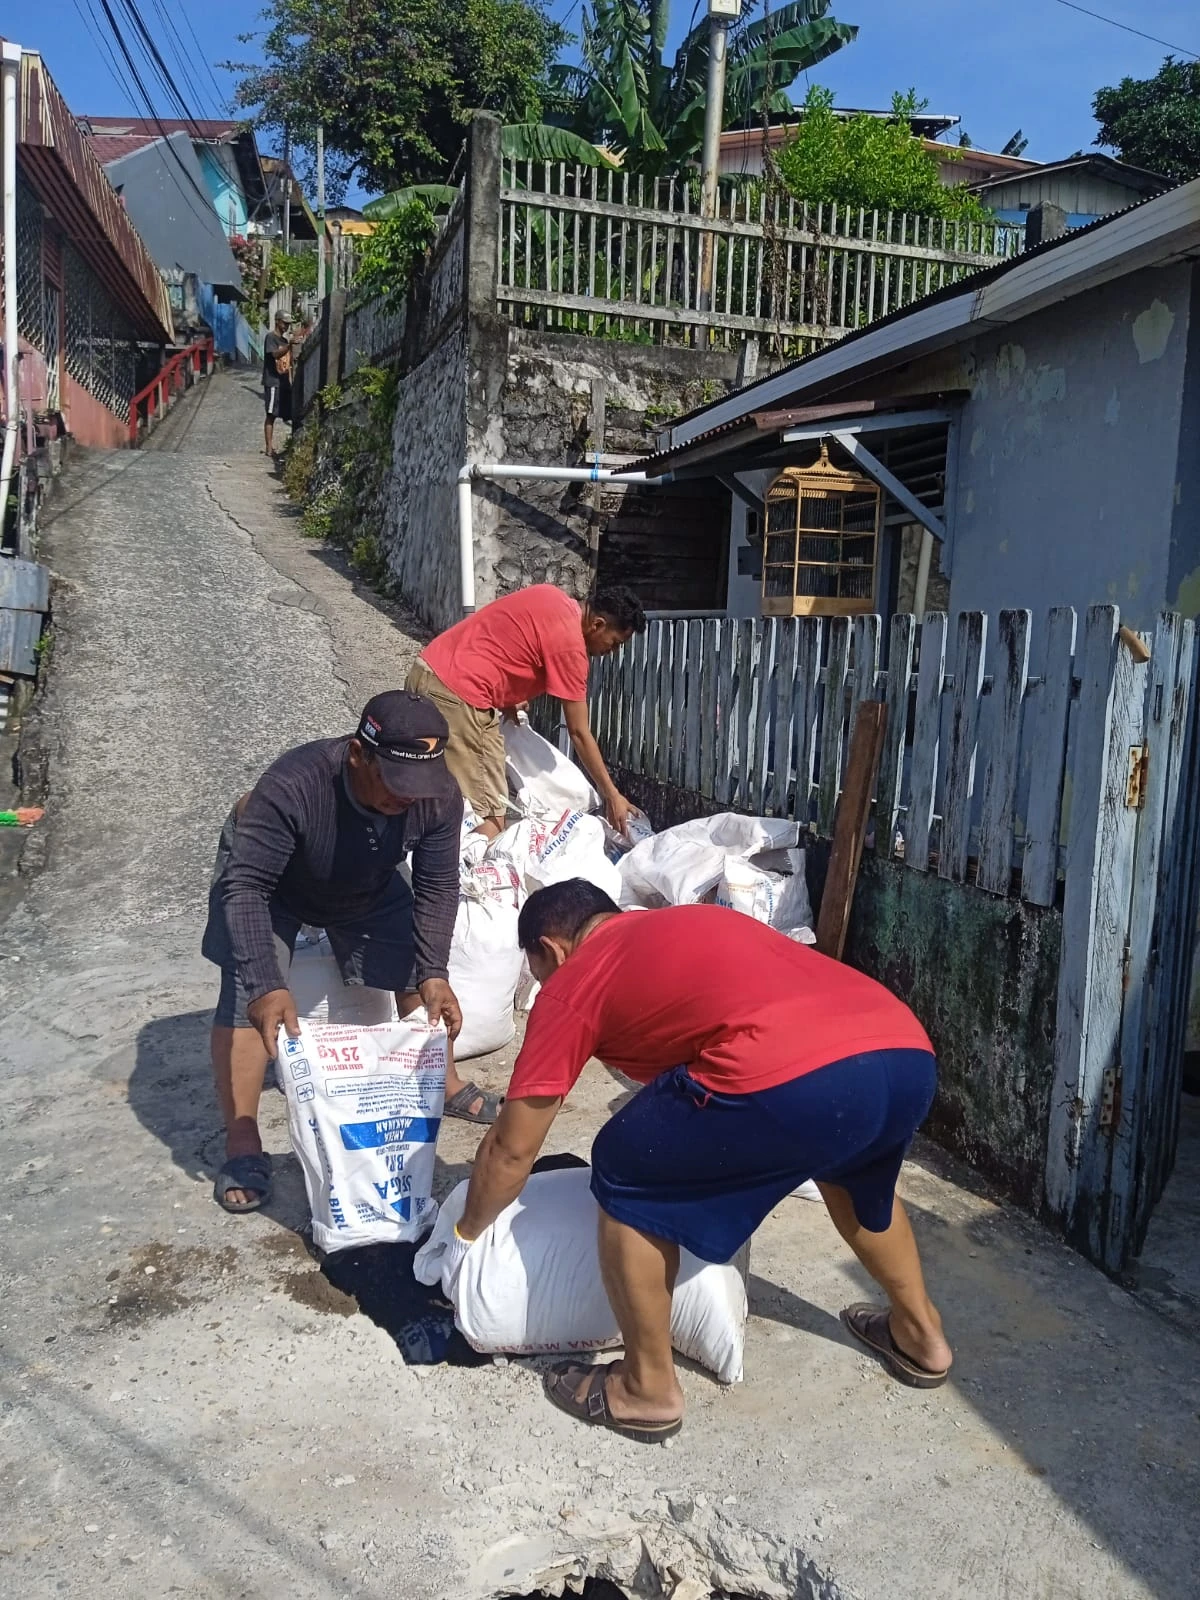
[379,327,469,632]
[374,115,743,629]
[469,329,739,610]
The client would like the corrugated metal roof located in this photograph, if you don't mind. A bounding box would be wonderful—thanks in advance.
[633,394,963,476]
[87,132,163,164]
[13,50,174,341]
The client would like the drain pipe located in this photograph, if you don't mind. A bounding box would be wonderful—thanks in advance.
[0,41,22,517]
[456,460,650,614]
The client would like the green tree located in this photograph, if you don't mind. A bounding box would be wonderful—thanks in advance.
[549,0,856,174]
[228,0,567,194]
[775,87,992,219]
[1093,57,1200,184]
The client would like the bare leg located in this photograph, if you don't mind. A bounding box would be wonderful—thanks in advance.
[585,1210,684,1424]
[264,416,274,456]
[817,1183,952,1373]
[212,1024,271,1204]
[395,990,483,1115]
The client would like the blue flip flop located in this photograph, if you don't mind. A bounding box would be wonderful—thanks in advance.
[214,1152,273,1213]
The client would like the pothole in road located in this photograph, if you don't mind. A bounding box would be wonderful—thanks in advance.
[506,1584,756,1599]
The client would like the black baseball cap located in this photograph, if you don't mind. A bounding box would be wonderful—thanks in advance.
[354,691,453,799]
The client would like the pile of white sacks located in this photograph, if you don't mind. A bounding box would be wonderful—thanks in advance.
[291,715,815,1058]
[446,714,816,1053]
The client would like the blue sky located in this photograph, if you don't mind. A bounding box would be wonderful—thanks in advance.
[14,0,1200,204]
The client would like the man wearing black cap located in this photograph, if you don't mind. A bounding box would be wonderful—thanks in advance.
[202,691,472,1212]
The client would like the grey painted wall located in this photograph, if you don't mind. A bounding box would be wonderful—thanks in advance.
[946,262,1195,638]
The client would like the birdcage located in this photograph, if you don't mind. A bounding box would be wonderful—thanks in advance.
[760,443,882,617]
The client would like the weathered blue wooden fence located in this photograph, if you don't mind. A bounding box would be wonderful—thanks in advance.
[575,606,1200,1273]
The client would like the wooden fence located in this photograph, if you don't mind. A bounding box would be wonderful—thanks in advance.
[498,159,1024,353]
[580,605,1200,1273]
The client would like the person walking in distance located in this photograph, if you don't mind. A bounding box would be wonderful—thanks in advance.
[262,311,292,459]
[407,584,646,839]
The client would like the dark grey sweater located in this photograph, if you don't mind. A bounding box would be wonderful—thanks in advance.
[219,737,462,1003]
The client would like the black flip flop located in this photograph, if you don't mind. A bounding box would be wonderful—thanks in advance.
[840,1303,950,1388]
[443,1083,502,1125]
[213,1152,273,1213]
[543,1361,683,1444]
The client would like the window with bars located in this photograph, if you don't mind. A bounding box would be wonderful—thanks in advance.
[761,446,882,617]
[63,244,139,418]
[15,179,45,351]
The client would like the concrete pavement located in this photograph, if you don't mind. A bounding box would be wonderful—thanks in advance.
[0,368,1197,1600]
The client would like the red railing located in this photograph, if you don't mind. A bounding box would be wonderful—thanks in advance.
[128,337,215,445]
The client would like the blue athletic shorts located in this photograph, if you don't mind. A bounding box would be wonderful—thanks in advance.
[589,1048,938,1264]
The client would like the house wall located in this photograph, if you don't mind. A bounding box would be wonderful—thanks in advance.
[198,146,248,236]
[946,262,1194,650]
[61,373,128,449]
[980,170,1151,221]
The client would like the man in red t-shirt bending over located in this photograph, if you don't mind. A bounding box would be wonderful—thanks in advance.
[406,583,645,838]
[447,881,953,1443]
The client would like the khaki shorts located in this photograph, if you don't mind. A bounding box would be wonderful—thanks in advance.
[406,657,508,821]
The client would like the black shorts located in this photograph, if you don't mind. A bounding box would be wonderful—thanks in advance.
[201,810,417,1027]
[264,375,291,421]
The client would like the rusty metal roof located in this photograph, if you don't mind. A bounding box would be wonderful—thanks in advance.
[15,51,173,341]
[632,394,963,477]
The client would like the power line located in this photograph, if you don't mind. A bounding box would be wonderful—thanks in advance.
[146,0,225,120]
[91,0,231,234]
[71,0,138,104]
[1050,0,1199,60]
[175,0,231,115]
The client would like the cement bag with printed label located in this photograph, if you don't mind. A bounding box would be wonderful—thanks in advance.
[715,848,814,940]
[619,813,800,909]
[289,931,396,1025]
[527,808,623,902]
[503,715,598,819]
[278,1018,447,1253]
[449,850,525,1060]
[413,1167,749,1384]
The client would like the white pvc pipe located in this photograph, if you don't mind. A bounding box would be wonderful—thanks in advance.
[456,460,650,616]
[0,42,22,516]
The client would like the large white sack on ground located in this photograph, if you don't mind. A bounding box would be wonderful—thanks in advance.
[716,847,814,938]
[528,808,624,901]
[414,1167,749,1384]
[290,933,396,1025]
[278,1017,447,1253]
[450,850,525,1059]
[619,812,800,909]
[503,715,599,818]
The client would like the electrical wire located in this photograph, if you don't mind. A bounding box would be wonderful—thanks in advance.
[1050,0,1198,60]
[175,0,232,114]
[146,0,226,120]
[90,0,232,236]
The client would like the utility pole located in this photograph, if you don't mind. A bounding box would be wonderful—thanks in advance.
[697,0,740,316]
[282,124,292,252]
[316,123,326,302]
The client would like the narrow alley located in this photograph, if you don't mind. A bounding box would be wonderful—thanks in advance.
[0,371,1197,1600]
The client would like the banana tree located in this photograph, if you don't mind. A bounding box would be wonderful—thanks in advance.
[547,0,857,174]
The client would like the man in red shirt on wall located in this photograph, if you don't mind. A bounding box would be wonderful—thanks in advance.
[406,583,646,839]
[447,881,953,1443]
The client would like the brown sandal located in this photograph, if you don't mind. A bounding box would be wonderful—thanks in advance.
[543,1361,683,1444]
[840,1303,950,1388]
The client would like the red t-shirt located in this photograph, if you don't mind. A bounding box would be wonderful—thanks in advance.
[507,904,932,1100]
[420,585,590,712]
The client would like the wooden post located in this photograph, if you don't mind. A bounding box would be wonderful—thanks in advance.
[815,701,888,961]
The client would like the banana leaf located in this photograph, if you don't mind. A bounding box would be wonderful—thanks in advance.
[363,185,460,220]
[500,123,619,166]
